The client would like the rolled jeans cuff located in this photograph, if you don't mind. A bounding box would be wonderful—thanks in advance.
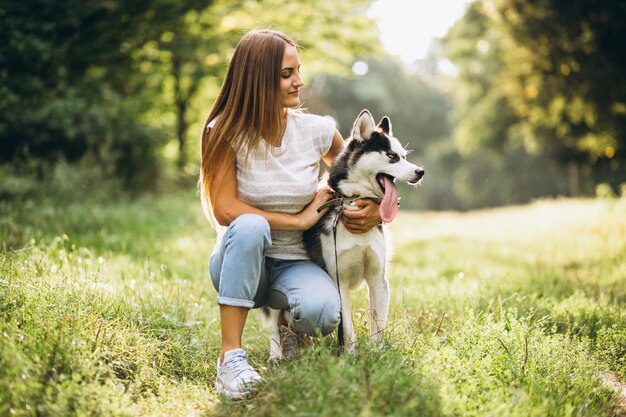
[217,296,255,309]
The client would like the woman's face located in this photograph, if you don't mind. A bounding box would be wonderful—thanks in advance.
[280,44,304,108]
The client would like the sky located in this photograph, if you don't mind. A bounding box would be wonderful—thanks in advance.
[368,0,471,63]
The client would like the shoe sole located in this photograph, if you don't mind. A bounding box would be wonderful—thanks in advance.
[215,380,249,399]
[215,377,262,399]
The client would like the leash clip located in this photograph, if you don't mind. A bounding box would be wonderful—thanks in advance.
[317,197,343,213]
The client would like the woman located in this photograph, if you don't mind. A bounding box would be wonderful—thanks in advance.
[199,29,382,398]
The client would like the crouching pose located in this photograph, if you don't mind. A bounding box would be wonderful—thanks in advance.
[199,29,383,399]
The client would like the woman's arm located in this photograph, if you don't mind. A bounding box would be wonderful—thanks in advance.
[210,146,332,230]
[322,129,383,234]
[322,129,346,167]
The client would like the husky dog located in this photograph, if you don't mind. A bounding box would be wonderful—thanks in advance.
[268,110,424,356]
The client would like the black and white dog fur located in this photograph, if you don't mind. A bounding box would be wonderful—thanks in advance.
[269,109,424,357]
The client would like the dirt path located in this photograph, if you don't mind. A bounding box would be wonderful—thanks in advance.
[603,373,626,410]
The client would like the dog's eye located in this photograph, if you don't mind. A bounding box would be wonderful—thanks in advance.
[386,152,400,163]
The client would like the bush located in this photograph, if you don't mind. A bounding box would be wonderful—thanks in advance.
[595,325,626,379]
[595,183,617,199]
[1,80,167,193]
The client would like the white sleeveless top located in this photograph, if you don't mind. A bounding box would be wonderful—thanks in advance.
[210,110,335,259]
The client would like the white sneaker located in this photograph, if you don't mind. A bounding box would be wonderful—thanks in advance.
[215,348,262,399]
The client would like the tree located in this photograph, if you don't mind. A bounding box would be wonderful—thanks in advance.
[0,0,382,186]
[306,57,450,146]
[442,0,626,195]
[304,56,455,210]
[440,2,519,154]
[157,0,382,176]
[0,0,211,188]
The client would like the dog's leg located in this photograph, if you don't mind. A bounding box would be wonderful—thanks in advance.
[339,281,357,351]
[367,276,390,341]
[268,308,283,360]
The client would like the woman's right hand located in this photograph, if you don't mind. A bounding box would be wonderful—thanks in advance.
[297,187,334,230]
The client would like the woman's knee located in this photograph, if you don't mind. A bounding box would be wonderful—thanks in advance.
[210,213,270,287]
[290,296,340,337]
[227,213,271,251]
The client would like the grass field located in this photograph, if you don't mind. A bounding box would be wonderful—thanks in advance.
[1,191,625,416]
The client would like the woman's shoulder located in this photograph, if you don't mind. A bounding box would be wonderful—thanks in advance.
[289,109,335,129]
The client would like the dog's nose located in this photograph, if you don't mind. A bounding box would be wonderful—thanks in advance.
[416,168,425,179]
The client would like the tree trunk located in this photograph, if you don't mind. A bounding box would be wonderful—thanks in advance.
[172,54,187,176]
[176,99,187,174]
[568,161,580,197]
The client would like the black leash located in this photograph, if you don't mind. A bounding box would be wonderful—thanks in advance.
[317,196,352,347]
[315,193,389,348]
[317,194,382,348]
[331,208,344,347]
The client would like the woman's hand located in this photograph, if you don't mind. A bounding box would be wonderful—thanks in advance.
[341,198,382,233]
[296,187,334,230]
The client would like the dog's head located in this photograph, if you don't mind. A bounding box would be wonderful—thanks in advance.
[329,109,424,222]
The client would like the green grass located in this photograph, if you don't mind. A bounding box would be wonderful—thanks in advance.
[1,191,626,416]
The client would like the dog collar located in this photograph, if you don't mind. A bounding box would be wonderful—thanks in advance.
[316,197,359,213]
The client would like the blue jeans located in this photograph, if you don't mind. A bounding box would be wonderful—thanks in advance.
[209,214,341,337]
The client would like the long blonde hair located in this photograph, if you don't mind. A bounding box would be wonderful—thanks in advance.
[199,29,297,222]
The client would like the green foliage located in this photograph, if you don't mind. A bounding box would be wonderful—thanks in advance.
[3,0,625,206]
[427,312,617,416]
[0,0,208,190]
[494,0,626,158]
[175,0,382,175]
[442,0,626,196]
[2,191,626,415]
[307,57,449,146]
[0,0,381,188]
[305,56,572,210]
[212,0,381,77]
[151,0,382,176]
[0,238,216,416]
[1,191,217,416]
[596,325,626,380]
[441,1,518,154]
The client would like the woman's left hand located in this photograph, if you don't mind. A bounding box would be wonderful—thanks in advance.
[341,198,382,234]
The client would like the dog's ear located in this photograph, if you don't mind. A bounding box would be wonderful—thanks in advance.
[378,116,392,136]
[352,109,375,141]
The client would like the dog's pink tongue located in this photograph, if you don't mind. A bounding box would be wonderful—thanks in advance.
[379,175,398,223]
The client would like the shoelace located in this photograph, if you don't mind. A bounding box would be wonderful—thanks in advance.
[224,351,255,376]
